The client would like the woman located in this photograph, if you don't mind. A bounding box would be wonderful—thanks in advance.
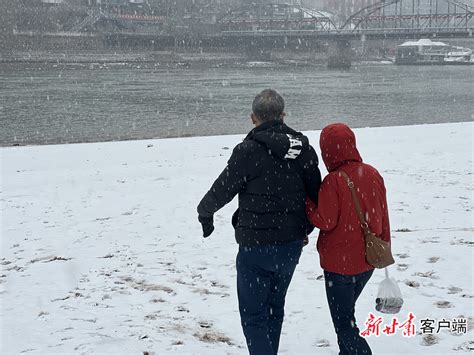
[306,123,391,355]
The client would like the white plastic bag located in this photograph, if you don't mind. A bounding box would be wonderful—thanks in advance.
[375,268,404,314]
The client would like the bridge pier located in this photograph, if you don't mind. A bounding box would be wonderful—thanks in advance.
[327,39,352,69]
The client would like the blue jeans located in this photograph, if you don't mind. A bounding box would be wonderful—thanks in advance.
[324,270,374,355]
[237,240,303,355]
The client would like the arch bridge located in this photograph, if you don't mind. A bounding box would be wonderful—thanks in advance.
[217,0,473,35]
[216,1,473,68]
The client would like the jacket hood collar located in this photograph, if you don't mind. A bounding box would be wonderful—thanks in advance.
[246,120,309,160]
[320,123,362,172]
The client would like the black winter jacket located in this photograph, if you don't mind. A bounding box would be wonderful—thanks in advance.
[197,120,321,246]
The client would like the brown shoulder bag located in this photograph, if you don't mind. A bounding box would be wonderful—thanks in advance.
[339,171,395,269]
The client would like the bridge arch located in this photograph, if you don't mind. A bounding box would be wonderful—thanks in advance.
[217,0,472,33]
[342,0,473,31]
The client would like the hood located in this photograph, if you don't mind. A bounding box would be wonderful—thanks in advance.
[320,123,362,172]
[246,121,309,160]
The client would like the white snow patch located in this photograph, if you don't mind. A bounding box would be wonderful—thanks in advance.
[1,122,472,354]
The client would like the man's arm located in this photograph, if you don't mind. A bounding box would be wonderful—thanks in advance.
[300,145,322,205]
[197,144,249,219]
[306,175,339,231]
[298,145,321,236]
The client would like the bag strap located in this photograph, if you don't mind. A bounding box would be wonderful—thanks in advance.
[339,170,371,235]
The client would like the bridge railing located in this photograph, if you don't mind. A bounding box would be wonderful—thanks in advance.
[219,26,473,36]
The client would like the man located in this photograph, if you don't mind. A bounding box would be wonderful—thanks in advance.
[197,89,321,355]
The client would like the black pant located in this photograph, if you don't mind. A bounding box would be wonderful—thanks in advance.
[236,240,303,355]
[324,269,374,355]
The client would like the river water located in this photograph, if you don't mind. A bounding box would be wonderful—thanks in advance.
[0,61,472,146]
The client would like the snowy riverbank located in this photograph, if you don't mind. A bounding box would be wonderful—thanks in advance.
[1,122,473,354]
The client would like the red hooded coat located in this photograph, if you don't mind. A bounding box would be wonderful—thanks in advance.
[306,123,391,275]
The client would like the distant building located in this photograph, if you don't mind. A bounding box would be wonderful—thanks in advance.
[323,0,378,20]
[395,38,449,64]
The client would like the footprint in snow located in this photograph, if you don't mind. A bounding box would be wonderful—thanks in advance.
[421,334,439,346]
[121,276,175,294]
[427,256,440,263]
[414,271,438,279]
[448,287,463,294]
[175,278,196,287]
[198,320,213,329]
[420,238,440,244]
[193,287,229,298]
[396,253,409,259]
[6,265,25,272]
[37,311,49,319]
[450,239,474,246]
[193,330,233,346]
[315,339,330,347]
[453,341,474,351]
[176,306,189,313]
[150,297,166,303]
[210,280,229,289]
[434,300,453,309]
[405,280,420,288]
[144,313,161,321]
[397,264,409,271]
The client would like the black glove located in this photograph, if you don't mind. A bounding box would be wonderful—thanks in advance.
[306,223,315,236]
[198,215,214,238]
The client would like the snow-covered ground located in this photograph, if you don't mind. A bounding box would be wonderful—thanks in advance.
[1,122,473,354]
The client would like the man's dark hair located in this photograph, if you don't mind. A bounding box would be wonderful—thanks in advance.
[252,89,285,123]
